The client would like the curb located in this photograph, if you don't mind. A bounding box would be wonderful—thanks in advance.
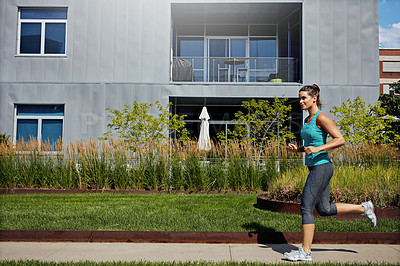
[1,230,399,244]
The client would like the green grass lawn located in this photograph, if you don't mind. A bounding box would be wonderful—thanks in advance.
[0,193,398,232]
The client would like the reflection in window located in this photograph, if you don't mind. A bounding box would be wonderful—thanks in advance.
[15,105,64,146]
[178,38,205,81]
[18,8,67,55]
[20,23,41,53]
[250,38,276,57]
[179,38,204,57]
[230,39,246,57]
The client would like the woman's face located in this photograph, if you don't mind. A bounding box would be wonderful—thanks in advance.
[299,91,317,110]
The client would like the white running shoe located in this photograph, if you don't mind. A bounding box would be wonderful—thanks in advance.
[362,200,377,227]
[284,247,312,261]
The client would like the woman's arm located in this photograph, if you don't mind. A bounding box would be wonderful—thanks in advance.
[287,143,305,153]
[305,112,345,155]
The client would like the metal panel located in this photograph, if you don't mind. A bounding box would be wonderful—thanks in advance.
[1,0,19,82]
[347,0,362,85]
[303,0,320,84]
[318,0,334,84]
[361,0,379,85]
[332,0,348,85]
[71,0,89,82]
[0,0,171,83]
[303,0,379,88]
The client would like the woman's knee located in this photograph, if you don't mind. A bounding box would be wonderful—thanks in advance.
[316,209,330,216]
[316,204,337,216]
[301,212,315,224]
[301,204,314,220]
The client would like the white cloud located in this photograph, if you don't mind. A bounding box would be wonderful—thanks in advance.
[380,21,400,48]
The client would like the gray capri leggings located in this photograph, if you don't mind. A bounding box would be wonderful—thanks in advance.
[301,162,337,224]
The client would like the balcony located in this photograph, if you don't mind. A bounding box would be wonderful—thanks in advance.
[172,57,299,83]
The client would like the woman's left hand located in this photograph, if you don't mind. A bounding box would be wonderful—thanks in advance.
[304,146,320,155]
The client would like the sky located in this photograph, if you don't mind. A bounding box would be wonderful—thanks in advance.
[379,0,400,48]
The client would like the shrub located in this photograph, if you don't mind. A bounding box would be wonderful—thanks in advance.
[217,97,295,146]
[330,96,399,145]
[102,101,188,145]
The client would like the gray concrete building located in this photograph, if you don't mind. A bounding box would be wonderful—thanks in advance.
[0,0,379,144]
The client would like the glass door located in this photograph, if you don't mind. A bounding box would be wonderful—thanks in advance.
[208,38,247,82]
[230,39,247,81]
[177,37,205,82]
[208,39,229,82]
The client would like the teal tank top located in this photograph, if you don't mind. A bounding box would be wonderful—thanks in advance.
[300,110,331,166]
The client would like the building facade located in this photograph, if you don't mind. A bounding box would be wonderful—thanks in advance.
[379,48,400,94]
[0,0,379,144]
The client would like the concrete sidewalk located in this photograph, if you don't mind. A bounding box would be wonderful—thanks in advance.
[1,242,399,264]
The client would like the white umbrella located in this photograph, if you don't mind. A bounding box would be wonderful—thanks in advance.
[198,106,211,151]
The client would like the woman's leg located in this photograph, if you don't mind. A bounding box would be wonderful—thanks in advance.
[335,202,376,227]
[300,163,334,253]
[315,182,337,216]
[302,224,315,253]
[313,168,374,221]
[336,203,364,214]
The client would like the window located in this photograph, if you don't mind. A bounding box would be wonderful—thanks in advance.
[17,8,67,55]
[172,3,302,83]
[14,105,64,145]
[171,97,302,141]
[382,61,400,72]
[177,37,205,81]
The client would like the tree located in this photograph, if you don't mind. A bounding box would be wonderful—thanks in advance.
[218,97,295,145]
[102,101,188,145]
[379,80,400,137]
[379,80,400,118]
[330,96,399,145]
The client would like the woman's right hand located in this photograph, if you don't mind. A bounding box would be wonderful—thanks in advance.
[287,143,297,153]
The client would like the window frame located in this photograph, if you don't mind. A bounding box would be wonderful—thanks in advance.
[13,104,65,145]
[16,7,68,56]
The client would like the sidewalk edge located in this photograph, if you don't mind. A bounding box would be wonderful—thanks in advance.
[1,230,399,244]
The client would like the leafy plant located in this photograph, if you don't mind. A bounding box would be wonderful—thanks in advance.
[0,132,10,144]
[217,97,294,145]
[380,80,400,118]
[102,101,189,145]
[330,96,399,145]
[380,80,400,140]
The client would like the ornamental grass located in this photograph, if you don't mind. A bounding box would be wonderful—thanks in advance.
[0,138,398,207]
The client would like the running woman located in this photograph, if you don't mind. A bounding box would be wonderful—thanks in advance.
[284,84,377,262]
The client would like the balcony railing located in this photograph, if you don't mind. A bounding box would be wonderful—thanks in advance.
[172,57,300,83]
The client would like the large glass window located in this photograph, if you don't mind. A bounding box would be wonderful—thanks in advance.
[14,105,64,146]
[171,97,302,141]
[172,3,302,83]
[18,8,67,55]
